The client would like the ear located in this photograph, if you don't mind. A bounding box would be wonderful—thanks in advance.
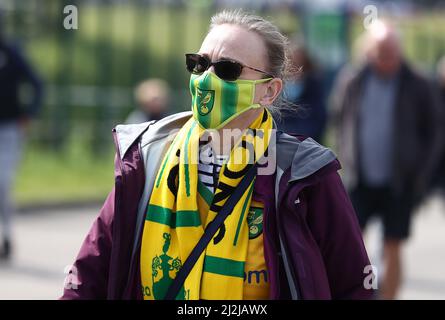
[259,78,283,106]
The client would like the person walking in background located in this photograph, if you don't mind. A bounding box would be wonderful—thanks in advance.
[125,78,170,124]
[0,31,43,260]
[433,56,445,194]
[277,43,327,143]
[334,21,443,299]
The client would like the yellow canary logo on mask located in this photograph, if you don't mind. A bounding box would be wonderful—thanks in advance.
[190,71,272,129]
[196,88,215,116]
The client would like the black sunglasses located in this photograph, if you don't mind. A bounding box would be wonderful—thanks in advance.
[185,53,274,81]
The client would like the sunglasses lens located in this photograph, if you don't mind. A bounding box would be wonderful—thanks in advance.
[186,55,244,80]
[214,61,242,81]
[186,54,208,74]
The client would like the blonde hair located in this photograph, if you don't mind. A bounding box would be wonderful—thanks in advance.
[210,9,292,79]
[210,10,296,118]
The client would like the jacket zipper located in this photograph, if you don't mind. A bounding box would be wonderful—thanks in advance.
[111,128,126,299]
[275,178,303,300]
[252,191,281,300]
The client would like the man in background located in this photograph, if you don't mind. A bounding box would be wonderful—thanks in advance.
[0,27,43,260]
[433,56,445,193]
[334,21,442,299]
[126,78,169,124]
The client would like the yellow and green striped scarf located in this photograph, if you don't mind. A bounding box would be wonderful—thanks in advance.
[140,109,273,300]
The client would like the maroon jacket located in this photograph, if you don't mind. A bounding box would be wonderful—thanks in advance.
[61,112,374,300]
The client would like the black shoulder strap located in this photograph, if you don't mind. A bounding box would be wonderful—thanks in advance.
[164,164,258,300]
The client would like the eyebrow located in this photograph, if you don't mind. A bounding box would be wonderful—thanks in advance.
[219,56,244,64]
[197,52,243,64]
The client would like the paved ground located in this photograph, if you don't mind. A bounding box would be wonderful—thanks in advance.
[0,194,444,300]
[0,206,97,299]
[365,193,445,299]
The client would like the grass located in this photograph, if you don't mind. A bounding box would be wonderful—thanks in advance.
[13,139,115,208]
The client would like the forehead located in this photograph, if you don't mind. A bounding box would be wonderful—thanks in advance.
[373,34,400,56]
[198,24,268,68]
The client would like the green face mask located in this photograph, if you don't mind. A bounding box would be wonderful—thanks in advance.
[189,71,272,129]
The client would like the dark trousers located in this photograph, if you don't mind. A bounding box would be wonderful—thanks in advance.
[351,182,414,240]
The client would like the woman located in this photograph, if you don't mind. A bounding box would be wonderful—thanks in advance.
[62,10,373,300]
[278,43,327,143]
